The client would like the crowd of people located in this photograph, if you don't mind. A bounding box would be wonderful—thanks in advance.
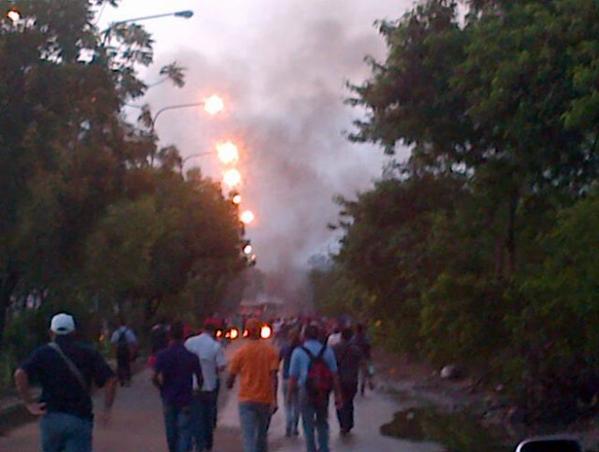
[13,312,373,452]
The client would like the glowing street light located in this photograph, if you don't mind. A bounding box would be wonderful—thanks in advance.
[240,210,255,225]
[232,193,242,205]
[204,95,225,116]
[223,168,242,188]
[216,141,239,165]
[243,244,253,255]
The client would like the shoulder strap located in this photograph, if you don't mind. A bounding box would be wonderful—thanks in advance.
[48,342,89,393]
[317,345,327,359]
[301,346,315,361]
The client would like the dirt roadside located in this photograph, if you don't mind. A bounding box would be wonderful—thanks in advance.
[373,348,599,451]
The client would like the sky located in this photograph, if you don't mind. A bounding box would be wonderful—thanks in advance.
[100,0,412,272]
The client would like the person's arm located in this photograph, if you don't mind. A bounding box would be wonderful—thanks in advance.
[287,349,300,404]
[152,370,163,389]
[325,347,343,408]
[14,368,46,415]
[193,356,204,390]
[226,350,241,389]
[271,370,279,413]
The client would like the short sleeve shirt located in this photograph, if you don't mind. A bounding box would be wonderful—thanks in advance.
[229,340,279,404]
[20,336,114,420]
[155,343,202,408]
[110,326,137,345]
[289,339,338,387]
[185,333,226,391]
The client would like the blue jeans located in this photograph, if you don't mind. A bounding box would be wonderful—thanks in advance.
[300,392,330,452]
[163,403,192,452]
[40,412,93,452]
[282,379,299,435]
[238,401,271,452]
[191,391,217,451]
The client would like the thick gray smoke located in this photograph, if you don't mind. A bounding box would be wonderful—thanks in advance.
[108,0,411,276]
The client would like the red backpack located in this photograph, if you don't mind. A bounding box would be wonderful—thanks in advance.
[301,345,334,407]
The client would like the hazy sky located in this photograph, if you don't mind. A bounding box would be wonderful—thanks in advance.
[100,0,412,271]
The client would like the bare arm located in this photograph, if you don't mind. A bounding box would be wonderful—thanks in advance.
[333,373,343,408]
[271,371,279,411]
[152,370,163,389]
[226,372,236,390]
[14,368,46,416]
[103,376,117,411]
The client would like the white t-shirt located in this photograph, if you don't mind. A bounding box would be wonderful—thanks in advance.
[327,332,342,348]
[110,326,137,345]
[185,333,226,391]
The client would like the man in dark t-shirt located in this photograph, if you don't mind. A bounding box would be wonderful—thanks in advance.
[153,321,203,452]
[14,313,117,452]
[333,327,363,435]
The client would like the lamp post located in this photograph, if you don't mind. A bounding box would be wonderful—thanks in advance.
[101,10,194,45]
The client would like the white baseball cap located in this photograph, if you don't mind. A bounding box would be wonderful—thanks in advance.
[50,313,75,335]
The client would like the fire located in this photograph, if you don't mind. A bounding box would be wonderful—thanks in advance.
[216,141,239,165]
[223,168,242,188]
[6,9,21,23]
[203,95,224,115]
[240,210,255,225]
[260,325,272,339]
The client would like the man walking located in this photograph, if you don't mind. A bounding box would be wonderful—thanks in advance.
[185,321,227,451]
[288,323,342,452]
[333,327,362,435]
[110,318,138,386]
[153,321,203,452]
[14,313,117,452]
[227,318,279,452]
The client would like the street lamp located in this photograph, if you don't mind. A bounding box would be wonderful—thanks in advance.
[240,210,255,225]
[223,168,242,189]
[216,141,239,165]
[151,95,224,130]
[109,10,193,27]
[243,244,253,255]
[102,10,194,45]
[231,193,242,205]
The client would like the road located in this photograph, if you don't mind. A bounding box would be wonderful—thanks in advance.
[0,341,444,451]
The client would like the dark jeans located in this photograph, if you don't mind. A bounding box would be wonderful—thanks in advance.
[191,391,217,451]
[238,401,271,452]
[163,403,192,452]
[117,349,131,385]
[300,391,329,452]
[40,412,93,452]
[336,382,357,432]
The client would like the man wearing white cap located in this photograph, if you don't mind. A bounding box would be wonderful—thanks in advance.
[14,313,117,452]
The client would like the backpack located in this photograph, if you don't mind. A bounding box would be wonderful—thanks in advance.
[117,328,130,356]
[302,345,334,407]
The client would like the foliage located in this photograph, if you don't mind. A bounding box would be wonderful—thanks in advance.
[313,0,599,417]
[0,0,247,356]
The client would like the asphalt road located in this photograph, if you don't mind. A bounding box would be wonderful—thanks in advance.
[0,340,444,451]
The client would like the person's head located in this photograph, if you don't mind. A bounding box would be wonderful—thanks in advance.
[356,323,365,335]
[341,327,354,342]
[50,313,76,339]
[304,323,320,341]
[203,320,216,334]
[288,328,301,346]
[170,321,184,342]
[245,318,261,340]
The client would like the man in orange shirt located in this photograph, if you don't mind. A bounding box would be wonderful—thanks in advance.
[227,318,279,452]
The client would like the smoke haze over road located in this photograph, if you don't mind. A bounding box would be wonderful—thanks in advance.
[101,0,412,272]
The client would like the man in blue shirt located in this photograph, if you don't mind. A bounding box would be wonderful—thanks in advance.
[288,324,342,452]
[153,321,203,452]
[14,313,117,452]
